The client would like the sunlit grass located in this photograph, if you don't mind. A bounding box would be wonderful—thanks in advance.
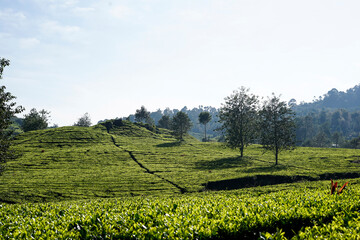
[1,121,359,203]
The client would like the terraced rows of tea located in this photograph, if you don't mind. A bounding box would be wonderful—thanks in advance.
[1,121,360,203]
[2,180,360,239]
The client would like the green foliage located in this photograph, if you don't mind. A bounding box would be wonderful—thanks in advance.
[198,111,212,125]
[22,108,50,132]
[0,58,24,167]
[1,180,360,239]
[135,106,151,123]
[171,111,192,140]
[121,106,221,140]
[3,120,360,237]
[348,136,360,149]
[73,112,91,127]
[2,120,360,203]
[260,94,296,165]
[219,87,259,157]
[157,115,171,129]
[4,121,23,137]
[198,111,212,141]
[295,84,360,111]
[295,109,360,147]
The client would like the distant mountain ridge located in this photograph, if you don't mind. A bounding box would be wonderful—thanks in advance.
[294,83,360,113]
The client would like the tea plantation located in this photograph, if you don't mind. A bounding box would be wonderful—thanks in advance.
[1,120,360,239]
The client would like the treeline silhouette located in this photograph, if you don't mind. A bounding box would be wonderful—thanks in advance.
[294,84,360,112]
[118,83,360,147]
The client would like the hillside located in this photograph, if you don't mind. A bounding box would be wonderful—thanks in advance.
[294,84,360,113]
[1,120,360,203]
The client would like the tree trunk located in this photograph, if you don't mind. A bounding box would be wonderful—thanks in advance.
[204,123,207,142]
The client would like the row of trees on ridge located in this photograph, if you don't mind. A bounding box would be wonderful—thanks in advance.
[132,87,296,164]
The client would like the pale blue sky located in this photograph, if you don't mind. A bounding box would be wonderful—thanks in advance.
[1,0,360,126]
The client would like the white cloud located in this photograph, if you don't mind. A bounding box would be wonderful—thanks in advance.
[0,32,12,38]
[109,5,131,19]
[33,0,78,10]
[0,9,26,26]
[19,38,40,48]
[63,0,79,7]
[178,9,208,22]
[73,7,95,14]
[43,21,80,33]
[41,21,80,41]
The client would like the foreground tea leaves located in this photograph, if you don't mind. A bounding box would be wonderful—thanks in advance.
[1,183,360,239]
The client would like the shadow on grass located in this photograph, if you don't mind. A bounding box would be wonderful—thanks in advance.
[202,172,360,191]
[195,156,252,170]
[203,175,314,191]
[157,141,183,148]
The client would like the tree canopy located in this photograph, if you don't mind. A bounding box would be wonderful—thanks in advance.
[171,112,192,140]
[135,106,151,123]
[219,87,259,157]
[74,112,92,127]
[22,108,50,132]
[0,58,24,168]
[157,115,171,129]
[259,94,296,165]
[198,112,212,141]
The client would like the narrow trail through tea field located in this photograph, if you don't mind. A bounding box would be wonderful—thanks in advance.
[110,136,187,193]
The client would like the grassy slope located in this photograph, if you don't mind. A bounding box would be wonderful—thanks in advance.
[1,121,360,203]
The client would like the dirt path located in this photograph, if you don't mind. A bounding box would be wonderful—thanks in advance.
[110,136,187,193]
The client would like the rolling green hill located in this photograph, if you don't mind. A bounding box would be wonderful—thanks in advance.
[3,120,360,238]
[1,120,360,204]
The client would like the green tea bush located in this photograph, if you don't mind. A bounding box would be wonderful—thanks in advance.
[1,183,360,239]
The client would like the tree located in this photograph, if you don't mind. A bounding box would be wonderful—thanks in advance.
[313,131,330,147]
[303,115,315,141]
[157,115,171,129]
[0,58,24,168]
[74,112,91,127]
[22,108,50,132]
[332,131,343,148]
[135,106,151,123]
[219,87,259,157]
[171,111,192,140]
[349,137,360,149]
[259,94,296,165]
[198,111,212,142]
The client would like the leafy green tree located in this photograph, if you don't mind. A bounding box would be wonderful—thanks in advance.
[304,115,315,140]
[349,137,360,149]
[74,112,91,127]
[219,87,259,157]
[171,112,192,140]
[22,108,50,132]
[135,106,151,123]
[332,131,343,148]
[0,58,24,169]
[259,94,296,165]
[157,115,171,129]
[313,131,330,148]
[198,111,212,142]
